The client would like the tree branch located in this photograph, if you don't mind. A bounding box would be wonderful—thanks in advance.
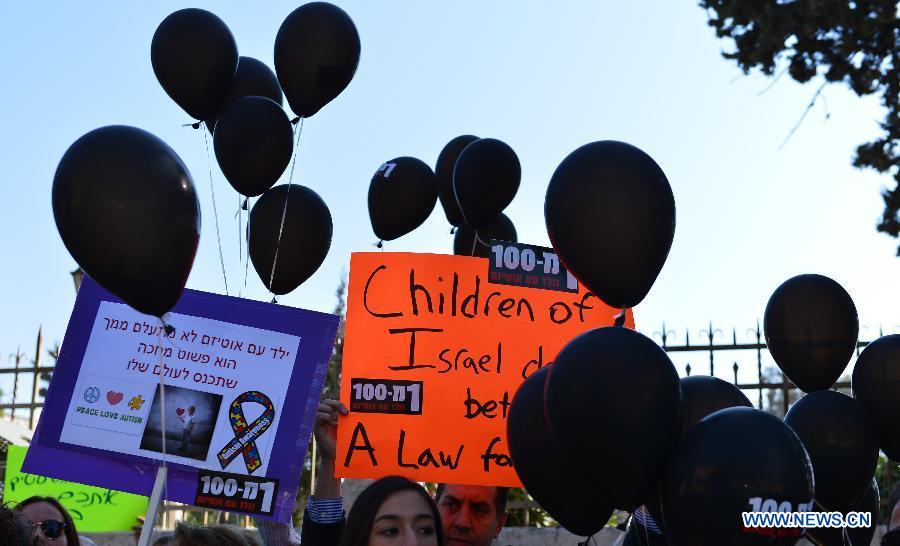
[779,81,828,150]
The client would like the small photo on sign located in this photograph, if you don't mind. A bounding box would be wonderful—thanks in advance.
[139,385,223,461]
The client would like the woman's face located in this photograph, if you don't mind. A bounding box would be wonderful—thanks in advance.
[368,490,439,546]
[20,501,68,546]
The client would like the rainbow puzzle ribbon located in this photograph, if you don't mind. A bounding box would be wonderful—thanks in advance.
[217,391,275,474]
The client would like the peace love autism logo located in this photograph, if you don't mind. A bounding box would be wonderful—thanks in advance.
[217,391,275,474]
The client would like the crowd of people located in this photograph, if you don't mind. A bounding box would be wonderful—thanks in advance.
[2,399,899,545]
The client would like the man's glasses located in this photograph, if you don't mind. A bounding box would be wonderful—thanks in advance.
[34,520,67,540]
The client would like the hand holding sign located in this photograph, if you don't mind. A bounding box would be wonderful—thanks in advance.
[315,400,348,460]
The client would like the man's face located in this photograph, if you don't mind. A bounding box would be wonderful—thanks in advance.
[188,408,194,415]
[436,485,506,546]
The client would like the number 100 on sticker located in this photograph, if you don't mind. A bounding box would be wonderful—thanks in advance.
[350,378,423,415]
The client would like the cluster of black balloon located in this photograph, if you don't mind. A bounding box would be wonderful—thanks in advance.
[366,135,521,256]
[52,3,360,317]
[504,140,898,545]
[652,275,899,546]
[507,140,683,536]
[153,3,360,298]
[764,273,900,545]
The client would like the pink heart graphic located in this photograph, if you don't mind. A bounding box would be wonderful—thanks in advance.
[107,391,124,405]
[176,407,185,416]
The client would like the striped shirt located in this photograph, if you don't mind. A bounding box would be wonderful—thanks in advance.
[633,505,664,534]
[255,496,345,546]
[306,496,346,524]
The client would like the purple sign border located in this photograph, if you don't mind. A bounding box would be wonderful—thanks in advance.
[24,277,338,522]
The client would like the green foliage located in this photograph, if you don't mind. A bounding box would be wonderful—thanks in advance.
[876,453,900,522]
[293,277,348,524]
[699,0,900,253]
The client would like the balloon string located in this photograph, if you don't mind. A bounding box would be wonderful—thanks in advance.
[450,168,470,227]
[470,231,478,256]
[202,129,229,296]
[155,324,170,528]
[242,197,252,297]
[268,117,304,296]
[473,230,490,247]
[237,195,242,267]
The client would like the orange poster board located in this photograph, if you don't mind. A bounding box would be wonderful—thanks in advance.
[336,252,633,486]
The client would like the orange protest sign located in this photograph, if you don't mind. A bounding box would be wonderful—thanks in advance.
[336,252,633,486]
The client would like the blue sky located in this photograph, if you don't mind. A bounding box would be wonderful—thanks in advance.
[0,1,897,397]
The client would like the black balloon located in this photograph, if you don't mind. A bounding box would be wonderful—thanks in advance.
[680,375,754,434]
[435,135,479,226]
[662,407,814,546]
[206,56,283,133]
[544,141,675,309]
[52,126,200,317]
[274,2,360,118]
[214,96,294,197]
[453,213,517,258]
[151,8,238,121]
[764,274,858,392]
[452,138,521,228]
[852,334,900,460]
[507,367,613,536]
[545,327,682,509]
[368,157,437,241]
[784,390,878,512]
[249,184,332,295]
[645,376,753,524]
[806,478,879,546]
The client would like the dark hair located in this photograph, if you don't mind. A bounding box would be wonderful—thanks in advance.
[16,496,79,546]
[435,484,509,514]
[173,522,250,546]
[0,504,32,546]
[340,476,444,546]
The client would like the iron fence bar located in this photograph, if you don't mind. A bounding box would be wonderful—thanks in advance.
[660,340,872,352]
[0,402,46,411]
[29,328,42,429]
[0,367,57,375]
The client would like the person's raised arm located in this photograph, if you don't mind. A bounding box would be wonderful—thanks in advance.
[255,399,348,546]
[312,399,348,500]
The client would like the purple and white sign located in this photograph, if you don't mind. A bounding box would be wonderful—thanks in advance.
[25,277,339,522]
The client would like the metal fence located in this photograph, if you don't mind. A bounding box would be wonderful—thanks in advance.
[1,323,896,527]
[0,328,52,430]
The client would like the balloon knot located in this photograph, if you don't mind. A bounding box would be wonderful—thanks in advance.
[450,227,457,235]
[375,240,383,249]
[191,122,201,130]
[614,310,627,327]
[291,117,301,125]
[241,197,249,211]
[271,296,278,304]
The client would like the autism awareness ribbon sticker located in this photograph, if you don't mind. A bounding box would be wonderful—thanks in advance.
[217,391,275,474]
